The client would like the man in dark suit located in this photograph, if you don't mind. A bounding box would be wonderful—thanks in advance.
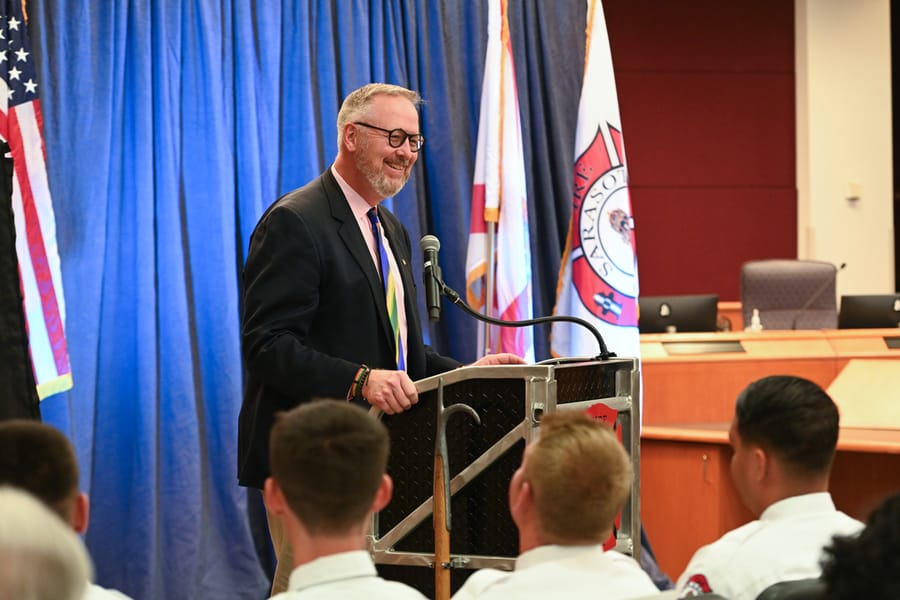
[239,83,523,593]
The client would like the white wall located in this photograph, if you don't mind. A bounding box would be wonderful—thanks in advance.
[796,0,894,295]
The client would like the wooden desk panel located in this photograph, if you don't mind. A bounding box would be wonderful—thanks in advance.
[827,329,900,373]
[641,359,836,424]
[641,331,838,424]
[641,424,900,579]
[640,329,900,425]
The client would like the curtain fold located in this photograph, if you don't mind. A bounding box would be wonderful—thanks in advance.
[28,1,586,598]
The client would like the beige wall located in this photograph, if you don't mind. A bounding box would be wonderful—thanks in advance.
[796,0,894,295]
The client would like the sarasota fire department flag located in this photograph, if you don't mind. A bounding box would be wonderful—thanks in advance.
[0,1,72,398]
[464,0,534,362]
[551,0,640,359]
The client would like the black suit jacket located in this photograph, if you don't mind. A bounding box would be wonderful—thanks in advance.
[238,169,459,488]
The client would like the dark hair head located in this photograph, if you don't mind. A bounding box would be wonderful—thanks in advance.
[734,375,838,477]
[269,399,389,534]
[821,492,900,599]
[0,420,79,518]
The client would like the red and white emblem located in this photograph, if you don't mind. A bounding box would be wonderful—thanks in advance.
[569,124,637,327]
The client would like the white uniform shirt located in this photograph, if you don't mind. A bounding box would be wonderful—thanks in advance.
[676,493,863,600]
[270,550,426,599]
[452,544,659,600]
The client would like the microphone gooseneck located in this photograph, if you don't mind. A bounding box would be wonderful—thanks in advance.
[419,235,615,361]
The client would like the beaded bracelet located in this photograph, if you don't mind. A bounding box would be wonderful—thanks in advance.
[347,364,371,401]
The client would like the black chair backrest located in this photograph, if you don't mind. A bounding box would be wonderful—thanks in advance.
[755,577,827,600]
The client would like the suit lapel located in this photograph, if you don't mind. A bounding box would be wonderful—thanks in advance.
[322,171,395,353]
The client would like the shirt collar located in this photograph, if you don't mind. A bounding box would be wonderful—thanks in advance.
[760,492,836,521]
[286,550,377,592]
[331,165,378,222]
[515,544,605,571]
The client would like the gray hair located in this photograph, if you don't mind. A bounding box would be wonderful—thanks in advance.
[0,487,92,600]
[336,83,422,148]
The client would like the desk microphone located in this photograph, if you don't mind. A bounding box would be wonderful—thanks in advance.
[790,262,846,330]
[419,235,615,360]
[420,235,443,322]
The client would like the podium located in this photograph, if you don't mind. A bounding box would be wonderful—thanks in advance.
[369,357,641,596]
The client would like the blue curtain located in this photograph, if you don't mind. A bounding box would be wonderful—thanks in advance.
[27,1,585,598]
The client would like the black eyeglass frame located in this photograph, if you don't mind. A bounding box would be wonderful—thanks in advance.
[353,121,425,152]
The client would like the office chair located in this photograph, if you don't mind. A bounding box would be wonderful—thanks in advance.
[755,577,827,600]
[740,260,838,330]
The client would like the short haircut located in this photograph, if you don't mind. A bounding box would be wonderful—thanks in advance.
[336,83,422,148]
[269,399,390,534]
[524,411,632,543]
[0,486,92,600]
[734,375,839,477]
[821,492,900,599]
[0,420,79,519]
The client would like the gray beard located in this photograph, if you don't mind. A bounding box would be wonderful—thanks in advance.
[355,139,409,198]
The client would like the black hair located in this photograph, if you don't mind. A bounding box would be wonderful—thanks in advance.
[735,375,838,476]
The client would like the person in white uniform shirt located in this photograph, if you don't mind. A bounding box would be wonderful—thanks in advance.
[264,399,425,599]
[677,375,864,599]
[452,410,658,600]
[0,420,132,600]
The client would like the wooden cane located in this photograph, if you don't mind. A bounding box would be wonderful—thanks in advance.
[434,453,451,600]
[432,379,480,600]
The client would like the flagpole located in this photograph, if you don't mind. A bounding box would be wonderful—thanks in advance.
[484,223,496,355]
[483,0,509,358]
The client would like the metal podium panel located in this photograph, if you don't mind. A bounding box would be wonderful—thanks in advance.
[370,357,641,597]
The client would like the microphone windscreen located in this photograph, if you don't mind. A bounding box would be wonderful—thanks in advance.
[420,234,440,252]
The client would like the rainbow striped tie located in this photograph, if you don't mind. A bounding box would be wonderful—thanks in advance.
[367,208,406,371]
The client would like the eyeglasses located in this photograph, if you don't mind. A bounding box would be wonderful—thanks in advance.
[353,121,425,152]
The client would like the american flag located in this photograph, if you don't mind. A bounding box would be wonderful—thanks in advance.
[0,0,72,399]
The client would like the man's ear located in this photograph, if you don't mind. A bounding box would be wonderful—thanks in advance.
[342,123,360,152]
[751,446,769,482]
[71,492,90,534]
[509,480,533,527]
[263,477,288,516]
[371,474,393,513]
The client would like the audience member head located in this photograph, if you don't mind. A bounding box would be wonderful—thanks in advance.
[821,491,900,600]
[334,83,423,202]
[0,486,92,600]
[265,399,392,537]
[509,410,632,551]
[0,420,89,533]
[730,375,839,515]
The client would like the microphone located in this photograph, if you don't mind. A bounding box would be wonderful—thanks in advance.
[418,234,615,360]
[420,234,442,322]
[790,262,846,330]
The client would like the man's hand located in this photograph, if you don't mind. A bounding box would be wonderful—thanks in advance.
[471,353,527,366]
[363,369,419,414]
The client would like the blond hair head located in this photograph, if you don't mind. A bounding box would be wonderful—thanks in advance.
[525,411,632,544]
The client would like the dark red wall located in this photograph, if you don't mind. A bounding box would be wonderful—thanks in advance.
[604,1,796,300]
